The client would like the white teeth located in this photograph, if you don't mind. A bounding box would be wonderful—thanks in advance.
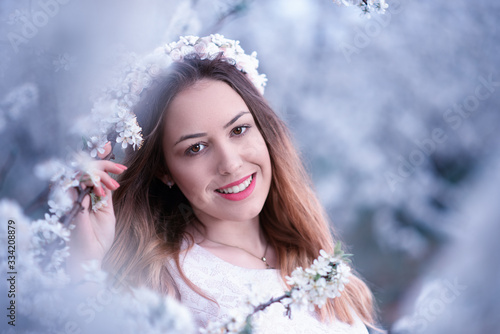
[218,175,253,194]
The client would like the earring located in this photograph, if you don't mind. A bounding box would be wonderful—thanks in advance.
[166,181,174,189]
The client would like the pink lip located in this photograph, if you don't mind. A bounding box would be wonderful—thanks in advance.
[216,173,256,201]
[218,174,254,190]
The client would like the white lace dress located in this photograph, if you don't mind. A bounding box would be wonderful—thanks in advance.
[171,243,369,334]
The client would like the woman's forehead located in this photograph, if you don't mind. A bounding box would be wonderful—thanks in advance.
[164,79,250,135]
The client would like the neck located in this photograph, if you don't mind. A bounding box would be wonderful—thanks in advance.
[193,211,266,251]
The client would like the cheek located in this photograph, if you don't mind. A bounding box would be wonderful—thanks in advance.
[169,159,210,202]
[245,133,271,166]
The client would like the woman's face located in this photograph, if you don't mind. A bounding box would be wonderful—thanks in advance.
[162,79,272,225]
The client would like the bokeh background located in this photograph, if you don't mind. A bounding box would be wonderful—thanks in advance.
[1,0,499,332]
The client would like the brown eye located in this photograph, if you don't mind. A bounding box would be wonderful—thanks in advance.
[185,143,206,156]
[191,144,201,152]
[233,127,243,135]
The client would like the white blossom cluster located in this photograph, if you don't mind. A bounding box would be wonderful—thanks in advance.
[333,0,389,15]
[0,199,195,333]
[284,249,352,311]
[0,199,71,329]
[84,34,267,155]
[164,35,267,95]
[202,247,352,333]
[201,313,248,334]
[30,152,111,272]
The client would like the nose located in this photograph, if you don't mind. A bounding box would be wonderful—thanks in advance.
[216,144,243,175]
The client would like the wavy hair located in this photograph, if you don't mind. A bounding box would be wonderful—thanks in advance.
[103,55,377,327]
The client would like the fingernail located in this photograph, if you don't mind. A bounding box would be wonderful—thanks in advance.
[116,164,128,170]
[112,179,120,188]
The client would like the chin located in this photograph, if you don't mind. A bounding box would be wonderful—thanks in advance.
[224,205,263,223]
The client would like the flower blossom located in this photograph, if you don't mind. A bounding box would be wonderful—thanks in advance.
[86,134,108,158]
[284,249,352,310]
[332,0,389,15]
[48,187,73,218]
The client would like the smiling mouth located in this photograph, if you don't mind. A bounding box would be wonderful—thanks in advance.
[215,174,254,194]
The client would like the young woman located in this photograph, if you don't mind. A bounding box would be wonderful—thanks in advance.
[70,35,377,333]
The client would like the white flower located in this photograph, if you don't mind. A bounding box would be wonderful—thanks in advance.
[333,0,388,15]
[31,215,71,247]
[116,116,143,150]
[194,40,211,59]
[202,311,247,334]
[376,0,389,13]
[34,159,80,192]
[180,35,199,46]
[49,246,71,270]
[112,107,135,132]
[286,267,308,286]
[180,45,196,57]
[92,193,109,212]
[335,262,352,291]
[69,151,102,186]
[235,54,259,74]
[210,34,225,46]
[86,134,108,158]
[147,62,162,77]
[169,48,183,61]
[285,249,352,311]
[48,187,73,218]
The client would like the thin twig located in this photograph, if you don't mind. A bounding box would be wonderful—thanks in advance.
[61,185,92,228]
[251,294,288,315]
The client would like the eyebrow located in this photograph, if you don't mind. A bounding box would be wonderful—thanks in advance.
[223,111,250,129]
[174,111,250,146]
[174,132,208,146]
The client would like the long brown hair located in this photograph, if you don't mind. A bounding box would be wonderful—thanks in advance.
[103,55,377,326]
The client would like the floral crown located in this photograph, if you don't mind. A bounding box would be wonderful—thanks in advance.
[86,34,267,154]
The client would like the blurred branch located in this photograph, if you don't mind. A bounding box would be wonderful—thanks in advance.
[24,186,50,214]
[204,0,253,34]
[0,150,16,191]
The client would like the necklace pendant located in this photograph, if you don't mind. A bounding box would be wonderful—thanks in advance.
[261,257,266,262]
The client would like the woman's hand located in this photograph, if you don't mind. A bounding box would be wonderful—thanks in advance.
[66,143,127,281]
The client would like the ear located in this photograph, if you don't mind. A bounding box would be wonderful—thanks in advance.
[159,174,173,185]
[160,174,175,188]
